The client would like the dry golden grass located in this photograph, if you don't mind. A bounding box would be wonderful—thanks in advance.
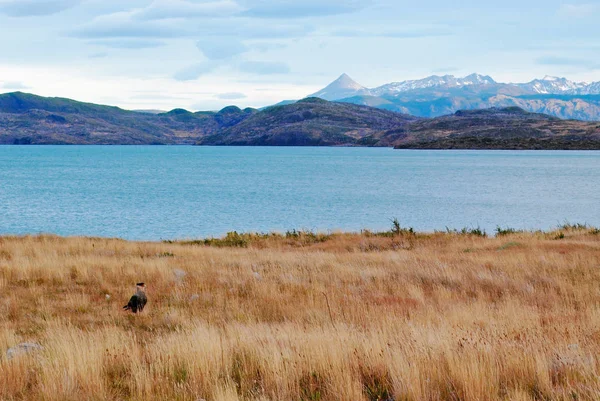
[0,228,599,400]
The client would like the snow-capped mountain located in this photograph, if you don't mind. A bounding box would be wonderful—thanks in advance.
[309,73,370,101]
[307,73,600,120]
[517,76,588,94]
[371,74,496,96]
[311,73,600,100]
[572,81,600,95]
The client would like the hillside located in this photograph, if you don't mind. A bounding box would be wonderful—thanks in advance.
[197,97,418,146]
[0,92,599,149]
[0,92,417,146]
[367,107,600,150]
[0,92,257,145]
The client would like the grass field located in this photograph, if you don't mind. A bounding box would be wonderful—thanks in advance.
[0,226,599,400]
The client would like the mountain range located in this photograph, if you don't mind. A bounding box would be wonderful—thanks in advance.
[1,91,599,149]
[309,73,600,121]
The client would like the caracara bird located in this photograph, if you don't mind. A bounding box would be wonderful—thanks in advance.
[123,282,147,313]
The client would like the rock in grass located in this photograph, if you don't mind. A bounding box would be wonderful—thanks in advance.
[174,268,187,285]
[6,343,43,360]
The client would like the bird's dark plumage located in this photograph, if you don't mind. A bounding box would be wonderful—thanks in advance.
[123,283,147,313]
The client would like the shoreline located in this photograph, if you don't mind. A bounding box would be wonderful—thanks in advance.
[2,143,600,150]
[2,223,598,245]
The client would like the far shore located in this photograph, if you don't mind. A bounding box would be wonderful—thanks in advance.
[2,143,600,150]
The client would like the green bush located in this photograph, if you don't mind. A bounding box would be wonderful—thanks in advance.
[495,226,522,236]
[446,226,487,237]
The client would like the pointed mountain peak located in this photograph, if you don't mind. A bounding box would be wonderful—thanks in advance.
[309,73,369,100]
[465,73,496,82]
[542,75,561,81]
[330,73,366,90]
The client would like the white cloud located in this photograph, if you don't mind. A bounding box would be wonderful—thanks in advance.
[0,0,80,17]
[238,60,290,74]
[0,64,313,110]
[558,3,598,18]
[87,38,166,49]
[239,0,368,18]
[134,0,241,20]
[196,38,247,60]
[173,61,220,81]
[216,92,246,99]
[0,81,30,90]
[68,10,190,38]
[68,8,313,40]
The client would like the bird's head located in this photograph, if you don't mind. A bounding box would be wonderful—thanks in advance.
[136,282,146,291]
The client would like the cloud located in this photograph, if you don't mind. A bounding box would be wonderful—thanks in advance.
[134,0,241,20]
[239,61,290,75]
[88,52,108,58]
[196,38,247,60]
[0,81,30,90]
[173,62,219,81]
[68,11,188,39]
[190,100,222,111]
[216,92,246,100]
[68,9,312,41]
[88,39,166,49]
[535,55,600,69]
[0,0,79,17]
[252,42,287,52]
[197,20,313,39]
[432,67,459,73]
[330,27,452,38]
[558,3,598,18]
[239,0,367,18]
[129,93,191,101]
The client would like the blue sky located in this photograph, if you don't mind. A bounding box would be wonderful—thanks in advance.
[0,0,599,110]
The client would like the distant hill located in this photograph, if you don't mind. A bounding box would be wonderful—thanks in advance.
[198,97,418,146]
[0,92,598,149]
[370,107,600,150]
[311,73,600,121]
[0,92,256,144]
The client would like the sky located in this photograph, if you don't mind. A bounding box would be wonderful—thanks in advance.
[0,0,599,111]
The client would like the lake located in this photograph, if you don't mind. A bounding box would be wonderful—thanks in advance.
[0,146,598,240]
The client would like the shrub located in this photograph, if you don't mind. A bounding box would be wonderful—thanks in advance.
[559,222,588,231]
[446,226,487,237]
[203,231,249,247]
[495,226,521,236]
[386,218,414,237]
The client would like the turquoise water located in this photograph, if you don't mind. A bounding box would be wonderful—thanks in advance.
[0,146,598,240]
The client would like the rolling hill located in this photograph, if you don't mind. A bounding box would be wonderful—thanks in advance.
[0,92,257,145]
[197,97,418,146]
[371,107,600,150]
[0,91,598,149]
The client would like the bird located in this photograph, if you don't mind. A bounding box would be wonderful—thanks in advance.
[123,282,147,313]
